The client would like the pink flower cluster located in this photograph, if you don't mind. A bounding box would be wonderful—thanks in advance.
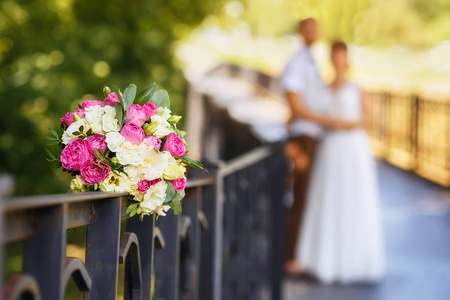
[60,136,110,183]
[60,93,158,133]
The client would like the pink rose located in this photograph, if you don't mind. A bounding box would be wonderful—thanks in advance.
[171,177,186,191]
[60,138,90,171]
[125,104,146,127]
[60,109,85,126]
[104,92,120,107]
[86,135,108,156]
[142,102,157,120]
[143,135,162,150]
[80,159,111,185]
[163,133,186,157]
[137,178,161,194]
[81,100,103,109]
[120,123,145,145]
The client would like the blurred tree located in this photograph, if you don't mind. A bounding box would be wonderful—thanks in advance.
[288,0,450,47]
[0,0,224,195]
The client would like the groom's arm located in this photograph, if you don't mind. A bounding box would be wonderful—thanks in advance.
[286,91,352,129]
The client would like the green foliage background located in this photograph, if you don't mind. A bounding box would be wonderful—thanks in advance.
[0,0,223,196]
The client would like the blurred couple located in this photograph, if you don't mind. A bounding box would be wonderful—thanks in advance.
[282,18,384,284]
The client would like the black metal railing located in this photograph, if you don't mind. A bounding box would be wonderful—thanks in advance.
[366,92,450,186]
[0,66,287,300]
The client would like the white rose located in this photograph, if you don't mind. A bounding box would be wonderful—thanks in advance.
[102,115,120,133]
[103,105,117,117]
[62,119,89,144]
[141,181,167,211]
[151,115,174,138]
[157,107,172,120]
[116,147,143,166]
[105,132,125,152]
[84,105,104,123]
[90,121,104,134]
[139,149,169,181]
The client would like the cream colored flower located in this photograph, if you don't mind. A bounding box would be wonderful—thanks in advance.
[103,105,117,117]
[62,119,89,144]
[138,149,169,181]
[116,144,144,166]
[84,105,104,123]
[123,165,139,184]
[102,115,120,133]
[90,121,104,134]
[140,181,167,211]
[70,175,86,192]
[150,115,174,138]
[105,132,125,152]
[155,205,171,216]
[157,107,172,120]
[163,164,186,180]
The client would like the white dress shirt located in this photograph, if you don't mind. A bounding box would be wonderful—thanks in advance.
[280,47,327,138]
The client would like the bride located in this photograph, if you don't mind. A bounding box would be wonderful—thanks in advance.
[296,41,385,284]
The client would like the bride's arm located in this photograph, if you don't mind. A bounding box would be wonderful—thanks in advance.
[286,91,354,129]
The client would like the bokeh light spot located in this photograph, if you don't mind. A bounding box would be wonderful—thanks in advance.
[93,61,111,77]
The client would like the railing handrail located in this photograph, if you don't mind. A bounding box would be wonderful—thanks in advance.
[4,177,219,213]
[219,145,275,177]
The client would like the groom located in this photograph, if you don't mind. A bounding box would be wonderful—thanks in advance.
[281,18,329,275]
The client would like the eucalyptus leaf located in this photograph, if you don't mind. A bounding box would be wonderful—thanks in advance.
[164,182,176,203]
[169,195,182,215]
[122,84,137,111]
[150,89,170,108]
[115,102,124,128]
[135,82,156,105]
[112,85,124,108]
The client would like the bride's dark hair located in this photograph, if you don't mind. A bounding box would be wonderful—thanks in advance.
[331,40,347,52]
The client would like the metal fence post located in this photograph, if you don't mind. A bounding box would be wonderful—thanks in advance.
[23,204,67,299]
[154,211,181,300]
[198,163,224,300]
[85,197,122,300]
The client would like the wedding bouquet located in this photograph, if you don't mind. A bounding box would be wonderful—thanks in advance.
[45,83,203,219]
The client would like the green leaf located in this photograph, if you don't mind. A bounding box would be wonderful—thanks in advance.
[93,149,103,160]
[47,140,61,146]
[130,209,137,217]
[181,156,204,170]
[122,84,137,111]
[115,102,124,128]
[112,85,124,108]
[49,128,59,139]
[150,89,170,108]
[86,128,93,136]
[126,203,138,214]
[46,136,58,141]
[135,82,156,105]
[45,148,56,160]
[79,125,84,132]
[169,193,182,215]
[164,182,176,203]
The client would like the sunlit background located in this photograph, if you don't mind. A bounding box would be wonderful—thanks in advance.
[1,0,449,190]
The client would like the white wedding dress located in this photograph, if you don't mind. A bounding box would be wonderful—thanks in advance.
[296,82,385,284]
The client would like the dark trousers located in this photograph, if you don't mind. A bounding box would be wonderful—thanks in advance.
[285,135,319,261]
